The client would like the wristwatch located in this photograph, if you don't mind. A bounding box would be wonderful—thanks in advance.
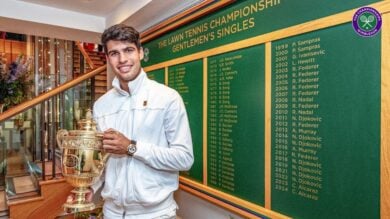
[127,140,137,156]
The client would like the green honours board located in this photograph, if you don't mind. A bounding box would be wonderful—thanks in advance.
[207,45,265,205]
[168,60,204,182]
[143,0,389,217]
[271,23,380,218]
[143,0,378,66]
[147,68,165,84]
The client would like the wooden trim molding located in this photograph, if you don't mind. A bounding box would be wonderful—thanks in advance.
[141,0,215,39]
[264,42,272,209]
[381,11,390,219]
[180,184,262,219]
[180,177,291,219]
[141,0,236,43]
[203,57,208,185]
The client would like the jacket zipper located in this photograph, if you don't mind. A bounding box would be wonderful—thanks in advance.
[123,107,136,206]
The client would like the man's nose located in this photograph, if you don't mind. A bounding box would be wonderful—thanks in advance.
[119,53,127,63]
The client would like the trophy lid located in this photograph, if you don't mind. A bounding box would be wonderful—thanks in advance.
[67,109,103,138]
[77,109,96,131]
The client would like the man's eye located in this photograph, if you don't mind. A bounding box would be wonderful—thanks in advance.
[124,48,133,53]
[109,52,118,57]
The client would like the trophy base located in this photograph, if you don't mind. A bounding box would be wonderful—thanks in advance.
[63,202,95,213]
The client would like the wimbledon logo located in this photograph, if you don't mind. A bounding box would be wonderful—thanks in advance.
[352,6,382,37]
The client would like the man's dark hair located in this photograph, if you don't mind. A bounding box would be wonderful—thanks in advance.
[101,24,142,54]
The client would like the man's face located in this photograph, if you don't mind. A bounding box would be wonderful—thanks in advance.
[106,40,144,86]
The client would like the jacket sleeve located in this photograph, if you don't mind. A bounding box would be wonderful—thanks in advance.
[133,92,194,171]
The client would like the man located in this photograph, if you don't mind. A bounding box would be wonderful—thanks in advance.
[91,24,194,218]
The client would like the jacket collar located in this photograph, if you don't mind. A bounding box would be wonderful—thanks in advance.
[112,69,147,96]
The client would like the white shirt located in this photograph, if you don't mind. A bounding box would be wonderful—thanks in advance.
[92,70,194,215]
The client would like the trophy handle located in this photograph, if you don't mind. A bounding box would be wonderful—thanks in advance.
[96,132,110,162]
[57,129,69,149]
[102,152,110,164]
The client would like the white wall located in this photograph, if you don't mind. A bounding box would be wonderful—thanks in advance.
[175,190,246,219]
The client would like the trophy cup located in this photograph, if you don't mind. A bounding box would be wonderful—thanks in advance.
[57,110,107,212]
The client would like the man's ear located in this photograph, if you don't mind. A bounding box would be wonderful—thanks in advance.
[140,47,145,60]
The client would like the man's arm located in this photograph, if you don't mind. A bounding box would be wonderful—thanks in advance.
[134,94,194,171]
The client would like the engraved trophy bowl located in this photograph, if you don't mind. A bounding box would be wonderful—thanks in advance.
[56,111,107,213]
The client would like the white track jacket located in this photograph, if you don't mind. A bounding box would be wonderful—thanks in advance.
[92,70,194,215]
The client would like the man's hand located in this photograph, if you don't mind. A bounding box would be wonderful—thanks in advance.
[103,128,131,155]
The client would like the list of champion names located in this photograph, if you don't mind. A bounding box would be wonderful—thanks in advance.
[208,55,240,192]
[168,66,189,104]
[273,37,325,201]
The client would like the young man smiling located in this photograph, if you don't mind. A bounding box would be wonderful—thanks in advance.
[91,24,194,219]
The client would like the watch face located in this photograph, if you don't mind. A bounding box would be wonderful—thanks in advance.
[128,144,136,155]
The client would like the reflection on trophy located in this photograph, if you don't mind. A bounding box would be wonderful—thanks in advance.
[56,110,107,212]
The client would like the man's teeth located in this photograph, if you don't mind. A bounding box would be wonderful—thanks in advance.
[119,66,130,72]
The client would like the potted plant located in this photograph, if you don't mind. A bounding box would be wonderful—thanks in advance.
[0,53,33,112]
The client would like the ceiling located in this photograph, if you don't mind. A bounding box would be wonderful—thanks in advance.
[0,0,205,43]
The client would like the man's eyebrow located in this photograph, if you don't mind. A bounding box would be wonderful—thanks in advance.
[122,46,135,50]
[107,49,118,54]
[108,46,134,54]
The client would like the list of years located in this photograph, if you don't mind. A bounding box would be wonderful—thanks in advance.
[273,37,325,201]
[208,55,241,192]
[168,66,189,105]
[168,61,204,183]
